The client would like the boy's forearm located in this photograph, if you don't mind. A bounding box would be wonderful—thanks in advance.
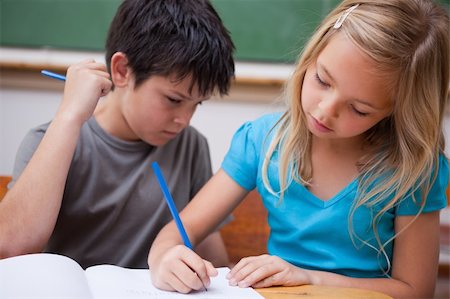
[0,116,82,258]
[0,61,109,258]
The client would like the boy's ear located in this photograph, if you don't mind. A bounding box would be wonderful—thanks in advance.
[110,52,131,88]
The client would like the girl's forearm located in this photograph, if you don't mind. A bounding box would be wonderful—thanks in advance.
[148,221,184,268]
[304,269,433,299]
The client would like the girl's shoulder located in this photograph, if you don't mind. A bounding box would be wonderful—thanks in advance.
[246,112,283,135]
[229,112,283,152]
[253,111,283,125]
[437,152,449,185]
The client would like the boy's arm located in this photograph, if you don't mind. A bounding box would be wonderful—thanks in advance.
[0,60,111,258]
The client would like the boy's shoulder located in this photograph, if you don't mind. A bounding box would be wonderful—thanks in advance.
[170,125,209,148]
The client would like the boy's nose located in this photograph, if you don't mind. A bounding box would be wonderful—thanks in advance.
[173,109,194,127]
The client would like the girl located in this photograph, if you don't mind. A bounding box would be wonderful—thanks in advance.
[149,0,449,298]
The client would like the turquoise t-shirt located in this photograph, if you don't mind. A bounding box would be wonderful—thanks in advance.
[221,113,449,278]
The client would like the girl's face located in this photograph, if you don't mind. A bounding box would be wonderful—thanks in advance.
[301,34,393,141]
[118,74,209,146]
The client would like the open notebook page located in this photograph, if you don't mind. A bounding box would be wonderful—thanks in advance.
[0,253,92,298]
[86,266,264,299]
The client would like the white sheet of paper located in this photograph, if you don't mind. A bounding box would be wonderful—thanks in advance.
[0,253,263,299]
[0,253,92,298]
[86,266,264,299]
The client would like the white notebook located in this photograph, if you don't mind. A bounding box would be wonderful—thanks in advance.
[0,253,263,299]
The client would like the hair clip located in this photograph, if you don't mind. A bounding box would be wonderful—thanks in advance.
[333,4,359,29]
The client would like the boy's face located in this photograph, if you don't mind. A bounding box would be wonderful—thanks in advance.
[118,74,210,146]
[301,33,392,142]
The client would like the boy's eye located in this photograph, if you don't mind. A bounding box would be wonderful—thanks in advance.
[167,97,182,104]
[351,105,369,117]
[315,73,329,87]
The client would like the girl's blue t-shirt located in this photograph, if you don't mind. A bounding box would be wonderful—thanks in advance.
[221,112,449,278]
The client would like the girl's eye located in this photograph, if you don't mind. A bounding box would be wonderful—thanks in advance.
[351,105,369,117]
[315,73,329,87]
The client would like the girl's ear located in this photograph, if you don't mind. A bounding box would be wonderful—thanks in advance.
[110,52,131,88]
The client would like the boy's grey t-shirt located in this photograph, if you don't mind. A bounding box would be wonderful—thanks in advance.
[11,117,212,269]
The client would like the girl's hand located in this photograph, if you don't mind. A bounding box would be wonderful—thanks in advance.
[58,59,112,126]
[227,254,312,288]
[151,245,218,293]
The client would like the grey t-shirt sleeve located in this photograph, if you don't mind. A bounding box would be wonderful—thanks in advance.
[10,123,49,188]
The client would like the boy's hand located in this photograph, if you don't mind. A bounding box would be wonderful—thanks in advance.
[227,254,311,288]
[151,244,218,293]
[58,59,112,126]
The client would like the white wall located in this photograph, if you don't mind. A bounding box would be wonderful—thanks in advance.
[2,84,450,176]
[0,87,283,175]
[0,88,61,175]
[191,100,284,171]
[0,48,291,175]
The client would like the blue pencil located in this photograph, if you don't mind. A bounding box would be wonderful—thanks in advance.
[41,70,66,81]
[152,161,193,249]
[152,161,207,291]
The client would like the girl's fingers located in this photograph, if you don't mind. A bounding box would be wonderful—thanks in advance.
[163,271,193,294]
[228,255,269,281]
[228,256,263,286]
[228,255,286,288]
[169,266,203,293]
[251,272,283,288]
[181,253,213,290]
[237,264,280,288]
[228,255,261,277]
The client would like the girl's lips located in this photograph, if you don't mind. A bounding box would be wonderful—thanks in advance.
[311,116,333,133]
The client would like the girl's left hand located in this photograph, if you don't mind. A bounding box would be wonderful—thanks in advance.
[226,254,311,288]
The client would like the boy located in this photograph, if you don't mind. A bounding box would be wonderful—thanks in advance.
[0,0,234,269]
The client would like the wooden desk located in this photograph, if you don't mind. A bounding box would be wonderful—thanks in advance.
[256,285,392,299]
[0,175,12,200]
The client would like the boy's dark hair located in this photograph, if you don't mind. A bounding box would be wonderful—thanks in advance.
[105,0,235,96]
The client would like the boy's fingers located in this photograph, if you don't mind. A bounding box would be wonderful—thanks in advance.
[91,69,111,79]
[100,80,113,97]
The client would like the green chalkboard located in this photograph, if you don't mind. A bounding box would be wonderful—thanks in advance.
[1,0,449,63]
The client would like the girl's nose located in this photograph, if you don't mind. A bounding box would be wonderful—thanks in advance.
[318,96,340,118]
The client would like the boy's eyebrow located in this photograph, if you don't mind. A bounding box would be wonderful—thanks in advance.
[171,89,210,102]
[170,90,194,101]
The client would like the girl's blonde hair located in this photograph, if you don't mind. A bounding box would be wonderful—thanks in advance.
[262,0,449,273]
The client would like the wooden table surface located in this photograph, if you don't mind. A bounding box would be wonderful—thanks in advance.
[256,285,392,299]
